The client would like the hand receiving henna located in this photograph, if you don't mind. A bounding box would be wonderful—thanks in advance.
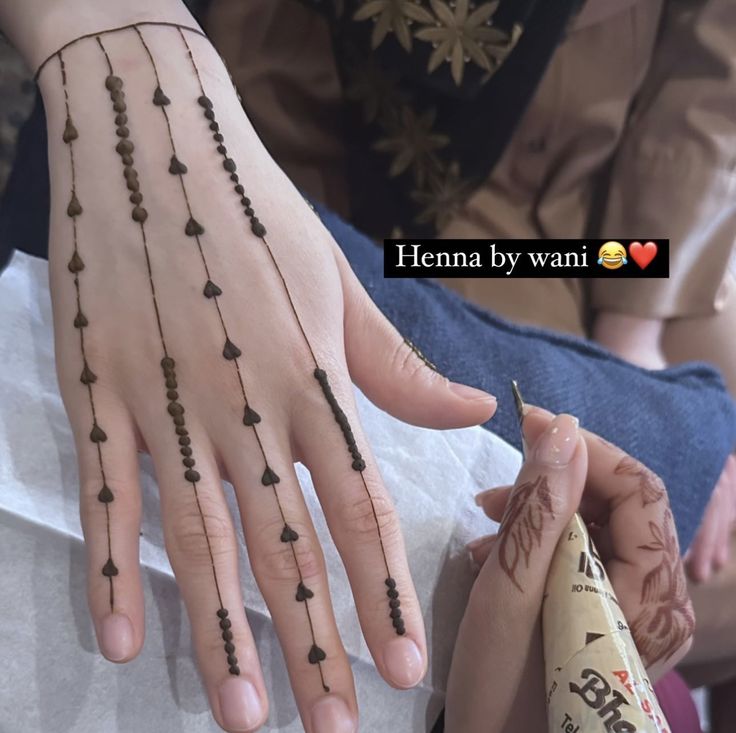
[447,411,694,732]
[36,22,496,733]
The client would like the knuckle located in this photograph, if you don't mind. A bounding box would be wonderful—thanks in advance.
[391,338,426,382]
[250,520,324,586]
[165,497,235,567]
[338,487,401,548]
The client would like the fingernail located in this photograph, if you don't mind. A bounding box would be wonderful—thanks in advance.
[100,613,134,661]
[310,695,356,733]
[218,677,264,731]
[383,637,425,688]
[467,534,495,551]
[449,381,496,403]
[474,487,500,506]
[533,414,579,466]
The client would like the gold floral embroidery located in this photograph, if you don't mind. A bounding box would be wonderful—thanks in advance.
[345,57,405,123]
[373,106,449,184]
[353,0,434,51]
[416,0,522,84]
[410,160,474,229]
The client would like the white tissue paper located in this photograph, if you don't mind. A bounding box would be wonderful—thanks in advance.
[0,251,521,732]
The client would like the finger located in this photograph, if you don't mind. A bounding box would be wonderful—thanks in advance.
[69,392,145,663]
[295,369,427,690]
[685,498,719,583]
[332,242,497,429]
[217,416,359,733]
[139,411,268,733]
[524,408,694,673]
[474,486,513,521]
[446,414,586,731]
[467,533,498,569]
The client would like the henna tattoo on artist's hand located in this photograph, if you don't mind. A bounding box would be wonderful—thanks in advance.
[614,455,666,507]
[630,507,695,667]
[497,475,554,592]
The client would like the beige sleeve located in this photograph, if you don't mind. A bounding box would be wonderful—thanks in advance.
[593,0,736,319]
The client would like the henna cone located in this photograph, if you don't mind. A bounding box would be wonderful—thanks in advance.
[543,514,669,732]
[510,383,669,733]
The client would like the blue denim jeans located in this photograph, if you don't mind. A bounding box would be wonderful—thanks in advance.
[316,204,736,552]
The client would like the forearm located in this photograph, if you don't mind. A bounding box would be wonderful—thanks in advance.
[0,0,197,72]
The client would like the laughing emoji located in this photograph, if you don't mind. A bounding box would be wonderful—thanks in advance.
[598,242,627,270]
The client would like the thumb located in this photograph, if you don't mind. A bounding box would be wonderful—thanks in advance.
[445,414,586,732]
[332,242,496,429]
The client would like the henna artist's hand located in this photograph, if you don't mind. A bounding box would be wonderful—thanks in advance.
[446,410,694,733]
[5,6,497,733]
[685,454,736,583]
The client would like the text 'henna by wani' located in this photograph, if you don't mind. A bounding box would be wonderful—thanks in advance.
[131,25,331,690]
[177,28,407,637]
[58,51,118,609]
[93,34,239,676]
[497,475,555,592]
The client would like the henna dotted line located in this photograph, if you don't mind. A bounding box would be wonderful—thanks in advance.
[95,35,239,676]
[178,29,405,636]
[134,26,329,690]
[59,51,118,610]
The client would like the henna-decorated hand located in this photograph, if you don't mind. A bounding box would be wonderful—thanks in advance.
[446,410,694,733]
[20,11,497,733]
[685,453,736,583]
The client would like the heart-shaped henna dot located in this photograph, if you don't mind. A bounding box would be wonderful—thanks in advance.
[203,279,222,299]
[296,582,314,602]
[168,155,188,175]
[280,524,300,543]
[308,644,327,664]
[242,406,261,426]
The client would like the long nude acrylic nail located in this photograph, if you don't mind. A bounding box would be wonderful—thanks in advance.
[533,414,579,466]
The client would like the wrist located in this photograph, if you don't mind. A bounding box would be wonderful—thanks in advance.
[0,0,196,76]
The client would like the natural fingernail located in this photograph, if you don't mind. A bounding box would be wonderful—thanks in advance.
[383,637,425,688]
[218,677,264,731]
[474,487,501,505]
[310,695,356,733]
[533,414,579,466]
[448,381,496,403]
[467,534,495,551]
[100,613,134,661]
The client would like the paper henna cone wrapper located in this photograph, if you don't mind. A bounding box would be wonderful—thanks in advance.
[543,514,670,733]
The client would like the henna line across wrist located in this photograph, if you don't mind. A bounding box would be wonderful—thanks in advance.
[177,26,406,636]
[35,21,206,81]
[59,50,118,610]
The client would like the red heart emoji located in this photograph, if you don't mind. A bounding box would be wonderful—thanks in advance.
[629,241,657,270]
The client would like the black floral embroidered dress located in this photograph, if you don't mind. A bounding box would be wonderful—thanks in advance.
[300,0,583,237]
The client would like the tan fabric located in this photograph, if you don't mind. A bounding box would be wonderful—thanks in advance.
[440,0,664,320]
[594,0,736,319]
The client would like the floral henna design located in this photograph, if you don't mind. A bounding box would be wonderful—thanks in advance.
[614,456,666,507]
[497,475,554,592]
[58,51,118,610]
[178,29,406,637]
[132,27,330,692]
[630,507,694,667]
[93,35,241,676]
